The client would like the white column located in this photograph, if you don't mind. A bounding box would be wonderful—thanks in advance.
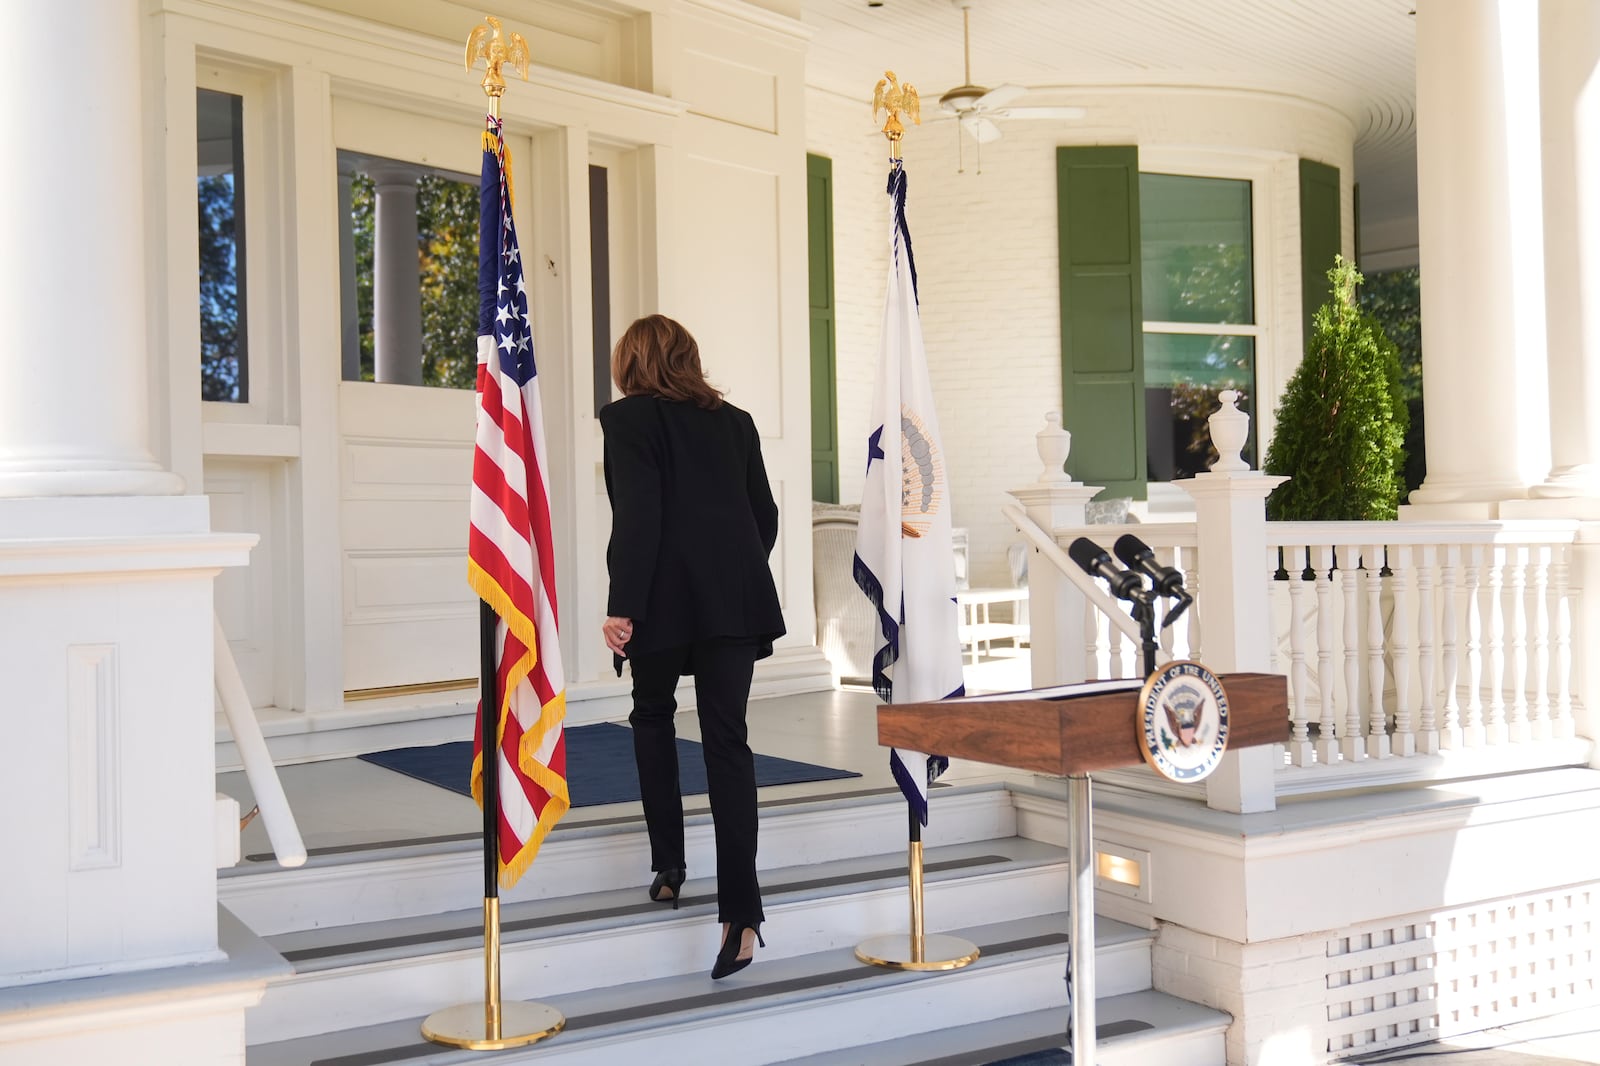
[1530,0,1600,500]
[372,168,422,386]
[1406,0,1548,516]
[0,0,183,498]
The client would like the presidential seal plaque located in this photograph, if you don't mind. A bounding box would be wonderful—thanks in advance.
[1137,660,1230,783]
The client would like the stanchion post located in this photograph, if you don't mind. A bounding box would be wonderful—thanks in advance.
[1066,774,1096,1062]
[421,18,564,1050]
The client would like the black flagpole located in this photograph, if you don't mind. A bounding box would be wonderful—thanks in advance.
[480,600,500,903]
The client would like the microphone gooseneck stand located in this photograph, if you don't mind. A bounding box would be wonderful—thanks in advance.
[1060,535,1194,1061]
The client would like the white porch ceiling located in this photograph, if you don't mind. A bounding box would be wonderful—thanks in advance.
[799,0,1419,238]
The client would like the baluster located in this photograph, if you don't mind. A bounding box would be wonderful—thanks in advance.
[1527,545,1552,741]
[1315,545,1339,764]
[1157,546,1179,664]
[1265,545,1281,674]
[1391,544,1415,757]
[1364,543,1389,759]
[1463,545,1486,746]
[1084,598,1102,681]
[1439,545,1462,748]
[1188,561,1204,663]
[1505,545,1531,742]
[1342,544,1366,762]
[1551,548,1575,739]
[1484,545,1508,744]
[1416,544,1439,754]
[1286,544,1315,766]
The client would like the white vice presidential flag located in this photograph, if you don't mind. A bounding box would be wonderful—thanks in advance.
[853,158,966,825]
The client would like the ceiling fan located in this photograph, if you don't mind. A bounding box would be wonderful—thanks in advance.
[937,0,1085,145]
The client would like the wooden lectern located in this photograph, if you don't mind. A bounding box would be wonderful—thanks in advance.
[877,671,1289,1063]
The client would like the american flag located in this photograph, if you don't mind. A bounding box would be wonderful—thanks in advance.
[852,158,963,825]
[468,115,569,887]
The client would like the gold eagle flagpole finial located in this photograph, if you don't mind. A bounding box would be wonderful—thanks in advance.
[466,15,530,119]
[873,70,920,160]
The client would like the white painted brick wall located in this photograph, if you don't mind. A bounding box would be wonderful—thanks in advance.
[807,87,1354,588]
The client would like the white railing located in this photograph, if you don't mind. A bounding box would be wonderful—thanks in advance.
[1044,518,1592,794]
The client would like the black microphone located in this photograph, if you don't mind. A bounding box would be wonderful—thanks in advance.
[1068,537,1149,604]
[1113,534,1186,597]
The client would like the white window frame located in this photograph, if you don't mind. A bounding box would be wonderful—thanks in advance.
[1136,148,1278,514]
[195,63,289,434]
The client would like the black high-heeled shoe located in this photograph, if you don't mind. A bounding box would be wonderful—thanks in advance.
[711,921,764,980]
[648,867,686,910]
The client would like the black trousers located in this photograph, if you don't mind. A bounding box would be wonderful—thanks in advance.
[627,638,764,926]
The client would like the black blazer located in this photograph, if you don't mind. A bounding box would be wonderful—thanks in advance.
[600,395,786,668]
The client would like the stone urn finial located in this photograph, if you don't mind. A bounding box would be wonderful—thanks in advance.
[1037,411,1073,483]
[1208,389,1252,472]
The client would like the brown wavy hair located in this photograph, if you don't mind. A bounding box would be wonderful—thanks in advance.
[611,315,724,409]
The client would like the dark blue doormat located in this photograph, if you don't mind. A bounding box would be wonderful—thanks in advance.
[358,722,861,808]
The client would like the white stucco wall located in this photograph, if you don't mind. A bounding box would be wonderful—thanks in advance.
[809,86,1357,589]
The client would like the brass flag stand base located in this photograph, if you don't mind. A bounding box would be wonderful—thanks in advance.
[855,931,980,972]
[855,825,980,972]
[420,852,565,1052]
[422,1000,565,1052]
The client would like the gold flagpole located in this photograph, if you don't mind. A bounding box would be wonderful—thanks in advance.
[854,72,979,974]
[421,18,564,1051]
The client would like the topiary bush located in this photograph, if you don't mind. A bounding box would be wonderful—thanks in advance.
[1265,257,1408,521]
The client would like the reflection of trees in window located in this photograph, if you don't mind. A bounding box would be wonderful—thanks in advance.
[347,172,479,389]
[198,174,242,401]
[197,87,247,403]
[417,176,480,390]
[1140,172,1256,482]
[351,173,374,381]
[1158,243,1249,324]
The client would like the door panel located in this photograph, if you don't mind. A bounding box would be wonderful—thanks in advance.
[338,381,477,692]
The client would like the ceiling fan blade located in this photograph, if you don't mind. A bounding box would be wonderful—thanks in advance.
[973,82,1027,111]
[960,115,1005,144]
[985,105,1088,121]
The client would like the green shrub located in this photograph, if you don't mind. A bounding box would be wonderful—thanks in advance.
[1265,257,1408,521]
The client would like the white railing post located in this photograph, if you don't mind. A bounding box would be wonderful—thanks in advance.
[1567,531,1600,752]
[1009,412,1103,689]
[1176,392,1287,813]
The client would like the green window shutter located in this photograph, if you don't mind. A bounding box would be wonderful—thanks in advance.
[806,153,839,503]
[1056,146,1145,500]
[1299,159,1341,348]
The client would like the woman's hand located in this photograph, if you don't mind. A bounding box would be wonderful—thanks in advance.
[603,615,634,656]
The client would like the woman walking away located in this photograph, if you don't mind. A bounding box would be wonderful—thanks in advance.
[599,314,785,980]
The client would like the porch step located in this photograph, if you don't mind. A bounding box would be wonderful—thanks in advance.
[220,783,1018,936]
[775,995,1230,1066]
[247,837,1092,1044]
[248,913,1227,1066]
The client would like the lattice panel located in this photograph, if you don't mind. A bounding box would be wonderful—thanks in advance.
[1325,885,1598,1057]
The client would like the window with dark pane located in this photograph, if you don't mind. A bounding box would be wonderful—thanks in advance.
[197,89,248,403]
[1139,172,1255,480]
